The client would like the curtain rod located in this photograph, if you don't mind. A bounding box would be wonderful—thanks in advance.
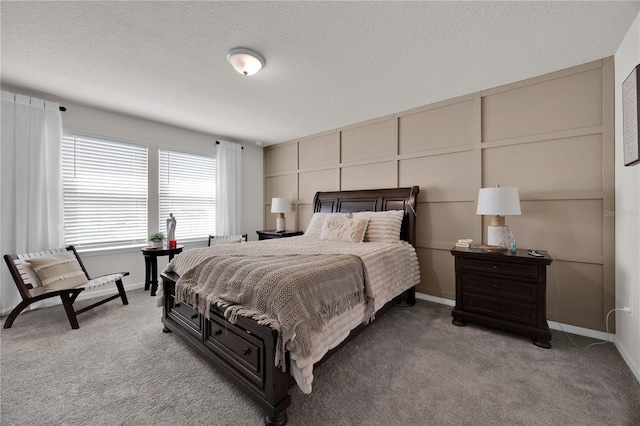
[216,140,243,149]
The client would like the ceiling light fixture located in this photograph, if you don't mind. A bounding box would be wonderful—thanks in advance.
[226,47,265,76]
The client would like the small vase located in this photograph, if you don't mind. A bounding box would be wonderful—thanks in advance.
[151,240,163,248]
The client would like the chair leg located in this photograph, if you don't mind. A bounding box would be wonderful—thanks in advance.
[60,292,80,329]
[3,299,33,329]
[116,279,129,305]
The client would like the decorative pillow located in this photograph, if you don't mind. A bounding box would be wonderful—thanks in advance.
[352,210,404,242]
[319,217,369,243]
[26,253,88,290]
[304,212,349,238]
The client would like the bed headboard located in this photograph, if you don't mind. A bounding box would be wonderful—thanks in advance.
[312,186,420,247]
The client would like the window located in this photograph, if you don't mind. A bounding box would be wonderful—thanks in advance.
[62,134,148,249]
[159,149,216,241]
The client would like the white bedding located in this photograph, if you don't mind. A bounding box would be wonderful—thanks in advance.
[160,235,420,393]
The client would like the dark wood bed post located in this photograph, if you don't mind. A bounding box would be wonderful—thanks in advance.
[161,186,419,426]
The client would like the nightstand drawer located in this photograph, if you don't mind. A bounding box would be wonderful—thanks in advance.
[460,257,538,279]
[462,294,537,326]
[462,274,537,303]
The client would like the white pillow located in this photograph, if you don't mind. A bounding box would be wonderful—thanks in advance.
[352,210,404,242]
[319,217,369,243]
[304,212,349,238]
[26,252,89,290]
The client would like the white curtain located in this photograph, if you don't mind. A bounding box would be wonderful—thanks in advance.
[215,141,242,235]
[1,91,64,315]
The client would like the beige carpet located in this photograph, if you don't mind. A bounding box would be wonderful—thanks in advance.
[1,288,639,425]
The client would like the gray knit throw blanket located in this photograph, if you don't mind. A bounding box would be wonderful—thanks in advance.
[175,254,373,369]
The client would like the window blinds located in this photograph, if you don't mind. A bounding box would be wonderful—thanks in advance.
[62,134,148,248]
[159,149,216,241]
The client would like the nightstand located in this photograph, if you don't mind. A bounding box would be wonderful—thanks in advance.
[256,230,304,240]
[450,246,553,348]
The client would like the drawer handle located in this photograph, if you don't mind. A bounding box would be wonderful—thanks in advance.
[191,313,198,320]
[214,329,223,336]
[493,284,500,290]
[493,305,500,312]
[492,265,499,270]
[242,348,251,356]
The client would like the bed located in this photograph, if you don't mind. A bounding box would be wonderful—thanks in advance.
[158,186,420,425]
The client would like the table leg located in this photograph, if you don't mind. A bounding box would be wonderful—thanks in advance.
[144,255,151,291]
[150,257,158,296]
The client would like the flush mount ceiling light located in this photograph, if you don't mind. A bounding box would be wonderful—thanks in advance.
[226,47,265,76]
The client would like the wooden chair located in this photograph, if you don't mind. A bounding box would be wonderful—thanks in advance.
[207,234,247,246]
[3,245,129,329]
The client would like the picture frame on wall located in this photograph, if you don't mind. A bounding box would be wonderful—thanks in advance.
[623,64,640,167]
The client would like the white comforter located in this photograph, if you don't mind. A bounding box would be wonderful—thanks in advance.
[160,235,420,393]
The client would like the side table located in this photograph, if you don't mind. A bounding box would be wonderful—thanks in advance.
[141,245,184,296]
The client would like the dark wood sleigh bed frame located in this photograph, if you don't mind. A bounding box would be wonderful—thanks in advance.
[160,186,419,425]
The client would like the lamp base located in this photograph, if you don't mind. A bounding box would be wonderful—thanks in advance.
[487,225,510,247]
[276,217,286,232]
[489,216,506,227]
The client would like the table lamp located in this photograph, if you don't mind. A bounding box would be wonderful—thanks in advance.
[476,186,521,247]
[271,198,290,232]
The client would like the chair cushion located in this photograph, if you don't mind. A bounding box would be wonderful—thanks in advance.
[26,253,89,290]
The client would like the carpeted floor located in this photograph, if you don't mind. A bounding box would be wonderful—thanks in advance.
[1,288,639,426]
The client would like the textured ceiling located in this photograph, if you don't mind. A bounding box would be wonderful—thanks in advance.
[1,1,638,145]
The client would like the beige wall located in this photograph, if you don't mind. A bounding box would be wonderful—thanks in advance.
[264,58,615,332]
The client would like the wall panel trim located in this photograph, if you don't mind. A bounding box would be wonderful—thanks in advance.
[480,125,604,149]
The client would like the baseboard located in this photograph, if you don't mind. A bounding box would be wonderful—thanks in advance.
[416,291,640,384]
[546,320,611,341]
[614,337,640,384]
[415,292,455,307]
[416,291,611,339]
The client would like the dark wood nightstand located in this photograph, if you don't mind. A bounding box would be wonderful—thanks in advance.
[450,246,553,348]
[256,230,304,240]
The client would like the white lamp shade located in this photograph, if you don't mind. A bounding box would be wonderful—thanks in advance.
[271,198,290,213]
[227,48,265,76]
[476,187,521,216]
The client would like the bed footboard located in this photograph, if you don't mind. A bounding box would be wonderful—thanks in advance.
[161,271,292,425]
[161,271,416,425]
